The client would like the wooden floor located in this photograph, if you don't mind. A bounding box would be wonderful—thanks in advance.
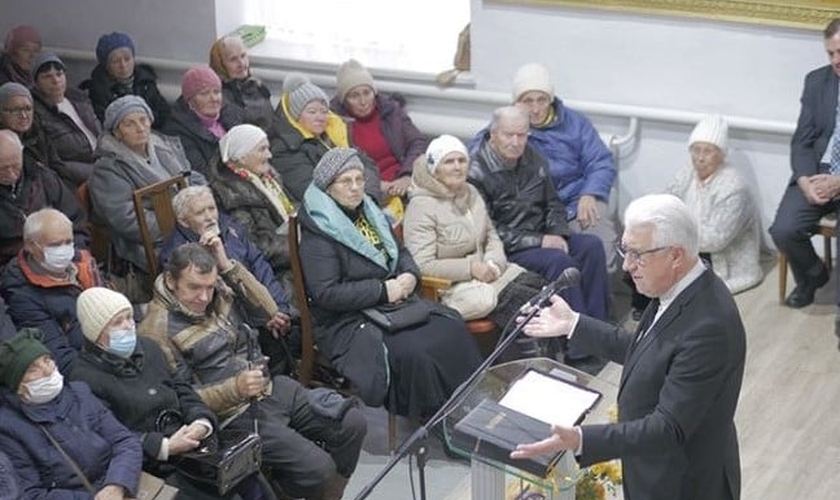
[438,261,840,500]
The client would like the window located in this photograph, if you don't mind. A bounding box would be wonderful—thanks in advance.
[244,1,470,74]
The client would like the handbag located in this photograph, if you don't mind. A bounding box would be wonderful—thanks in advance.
[440,279,498,320]
[40,425,177,500]
[174,428,262,496]
[361,297,432,333]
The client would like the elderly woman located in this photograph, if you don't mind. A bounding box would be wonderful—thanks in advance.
[0,329,142,499]
[85,31,170,128]
[404,135,546,354]
[298,147,482,418]
[31,52,101,183]
[90,95,204,277]
[273,73,381,203]
[0,81,88,186]
[666,115,763,294]
[208,124,295,289]
[165,65,242,175]
[0,25,41,85]
[331,59,429,198]
[209,35,275,133]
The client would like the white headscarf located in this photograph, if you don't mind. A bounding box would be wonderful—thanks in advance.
[219,124,267,163]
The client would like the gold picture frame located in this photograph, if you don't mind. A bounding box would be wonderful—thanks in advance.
[486,0,840,30]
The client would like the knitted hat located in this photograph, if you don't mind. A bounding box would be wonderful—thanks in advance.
[76,287,133,343]
[426,134,468,175]
[284,73,329,120]
[31,52,65,81]
[0,328,50,390]
[313,147,365,190]
[335,59,375,103]
[95,32,135,66]
[181,65,222,103]
[511,62,555,102]
[689,115,728,152]
[4,25,41,55]
[220,124,268,163]
[103,94,154,131]
[0,82,32,107]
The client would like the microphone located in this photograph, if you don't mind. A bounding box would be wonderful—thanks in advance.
[528,267,581,307]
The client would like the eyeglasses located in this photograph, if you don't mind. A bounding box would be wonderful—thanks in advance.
[333,176,366,189]
[2,105,33,116]
[615,243,671,266]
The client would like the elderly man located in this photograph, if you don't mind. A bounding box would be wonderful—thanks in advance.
[512,194,745,500]
[468,105,609,362]
[770,18,840,316]
[0,129,88,266]
[139,242,365,500]
[0,208,101,373]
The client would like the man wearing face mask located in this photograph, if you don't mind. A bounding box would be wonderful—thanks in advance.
[0,129,89,266]
[0,329,142,499]
[0,208,101,373]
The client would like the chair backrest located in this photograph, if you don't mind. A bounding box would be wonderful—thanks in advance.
[75,181,111,265]
[287,214,317,387]
[132,174,188,280]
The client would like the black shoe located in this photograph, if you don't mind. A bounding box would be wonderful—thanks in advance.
[784,285,818,308]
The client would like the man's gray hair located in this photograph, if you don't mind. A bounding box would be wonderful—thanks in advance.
[489,105,529,132]
[23,208,70,243]
[623,194,699,255]
[172,185,214,220]
[0,129,23,152]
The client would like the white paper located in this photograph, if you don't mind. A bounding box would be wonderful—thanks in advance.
[498,370,600,426]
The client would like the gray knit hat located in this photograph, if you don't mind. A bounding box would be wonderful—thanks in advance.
[0,82,32,107]
[313,147,365,190]
[103,94,154,131]
[31,52,65,81]
[284,73,329,120]
[335,59,375,103]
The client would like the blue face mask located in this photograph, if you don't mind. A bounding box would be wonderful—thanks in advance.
[108,328,137,358]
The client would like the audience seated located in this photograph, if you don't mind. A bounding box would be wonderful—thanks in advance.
[209,124,296,291]
[404,135,546,355]
[69,287,267,500]
[272,73,382,203]
[468,106,609,362]
[0,25,41,86]
[298,147,482,416]
[331,59,430,199]
[0,82,85,186]
[139,242,366,500]
[31,53,100,185]
[164,65,242,175]
[89,95,204,277]
[666,115,764,294]
[1,208,102,374]
[85,31,171,129]
[0,129,89,266]
[0,329,142,499]
[0,450,19,500]
[209,34,275,133]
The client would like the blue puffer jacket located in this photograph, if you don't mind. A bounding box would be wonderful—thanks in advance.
[0,381,142,499]
[470,99,615,220]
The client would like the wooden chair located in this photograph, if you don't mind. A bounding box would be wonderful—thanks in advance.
[288,214,399,452]
[75,182,112,266]
[132,174,189,285]
[778,215,836,303]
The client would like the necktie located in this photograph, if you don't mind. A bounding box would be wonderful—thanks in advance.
[830,97,840,175]
[634,298,660,344]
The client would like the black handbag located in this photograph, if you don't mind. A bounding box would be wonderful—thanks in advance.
[174,428,262,496]
[361,297,431,333]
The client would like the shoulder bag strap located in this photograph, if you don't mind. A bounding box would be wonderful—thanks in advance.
[39,425,96,494]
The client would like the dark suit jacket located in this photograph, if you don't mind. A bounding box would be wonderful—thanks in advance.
[790,64,839,183]
[570,268,745,500]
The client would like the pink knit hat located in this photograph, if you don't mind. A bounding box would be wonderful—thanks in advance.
[4,25,41,55]
[181,65,221,102]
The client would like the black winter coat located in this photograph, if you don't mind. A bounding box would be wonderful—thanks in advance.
[32,87,101,164]
[164,98,242,176]
[222,78,276,133]
[84,63,171,129]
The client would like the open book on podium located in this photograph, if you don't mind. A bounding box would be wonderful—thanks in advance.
[451,368,602,477]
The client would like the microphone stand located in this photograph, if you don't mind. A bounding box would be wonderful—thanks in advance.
[353,296,552,500]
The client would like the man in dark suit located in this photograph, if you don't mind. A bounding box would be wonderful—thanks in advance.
[511,194,745,500]
[770,18,840,313]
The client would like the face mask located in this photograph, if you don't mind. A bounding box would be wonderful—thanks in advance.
[22,369,64,405]
[107,328,137,358]
[41,243,74,273]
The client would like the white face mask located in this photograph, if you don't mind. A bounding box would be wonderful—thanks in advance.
[41,243,75,273]
[22,369,64,405]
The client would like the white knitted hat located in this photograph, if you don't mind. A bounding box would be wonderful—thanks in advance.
[511,63,554,102]
[335,59,375,103]
[689,115,728,152]
[220,124,267,163]
[76,287,133,342]
[425,134,468,175]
